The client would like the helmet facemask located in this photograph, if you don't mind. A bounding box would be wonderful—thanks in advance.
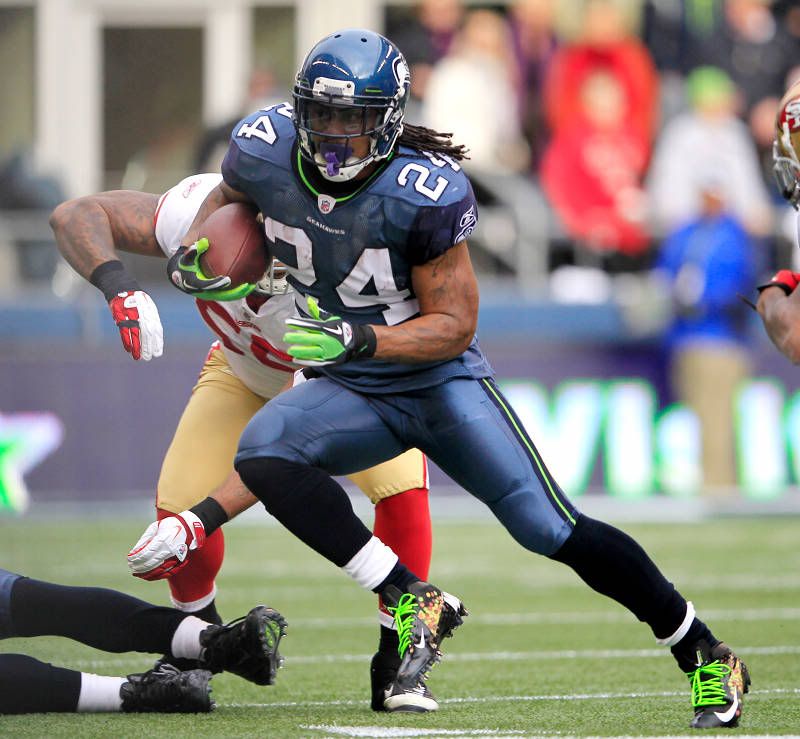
[255,259,290,296]
[773,122,800,210]
[294,79,404,182]
[292,30,410,183]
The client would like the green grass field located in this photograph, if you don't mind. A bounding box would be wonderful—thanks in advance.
[1,511,799,737]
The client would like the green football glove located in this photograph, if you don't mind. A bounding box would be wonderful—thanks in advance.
[283,295,376,366]
[167,239,256,301]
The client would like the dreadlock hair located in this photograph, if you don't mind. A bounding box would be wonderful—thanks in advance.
[398,123,470,161]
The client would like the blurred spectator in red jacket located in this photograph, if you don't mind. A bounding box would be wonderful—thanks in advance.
[540,67,651,262]
[543,0,659,154]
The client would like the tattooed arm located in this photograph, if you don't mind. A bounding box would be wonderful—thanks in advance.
[50,190,166,361]
[371,241,479,363]
[49,190,163,276]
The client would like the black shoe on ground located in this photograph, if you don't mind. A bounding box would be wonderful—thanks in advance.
[199,605,287,685]
[381,582,467,713]
[120,663,213,713]
[688,640,751,729]
[370,649,439,712]
[370,649,400,711]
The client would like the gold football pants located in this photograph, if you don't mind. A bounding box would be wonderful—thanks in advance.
[157,347,426,512]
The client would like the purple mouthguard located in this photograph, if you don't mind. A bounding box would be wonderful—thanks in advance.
[319,143,353,176]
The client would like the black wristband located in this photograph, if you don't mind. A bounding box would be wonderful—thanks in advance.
[189,497,229,536]
[756,281,793,296]
[353,324,377,358]
[89,260,141,302]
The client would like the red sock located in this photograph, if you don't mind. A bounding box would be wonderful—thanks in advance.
[157,507,225,607]
[373,487,432,582]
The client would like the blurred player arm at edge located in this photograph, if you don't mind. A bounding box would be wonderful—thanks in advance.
[757,285,800,363]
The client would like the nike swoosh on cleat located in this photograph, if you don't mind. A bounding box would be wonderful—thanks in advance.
[713,694,739,724]
[414,633,426,649]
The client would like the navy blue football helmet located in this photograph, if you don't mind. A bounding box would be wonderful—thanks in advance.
[293,28,410,182]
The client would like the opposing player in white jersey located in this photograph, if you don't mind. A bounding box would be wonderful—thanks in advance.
[49,172,434,711]
[759,80,800,355]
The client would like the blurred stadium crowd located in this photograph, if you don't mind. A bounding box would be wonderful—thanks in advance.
[2,0,800,288]
[3,0,800,501]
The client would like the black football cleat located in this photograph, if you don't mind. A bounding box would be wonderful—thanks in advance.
[382,581,467,713]
[199,605,287,685]
[687,640,751,729]
[370,649,400,712]
[370,648,440,713]
[120,663,213,713]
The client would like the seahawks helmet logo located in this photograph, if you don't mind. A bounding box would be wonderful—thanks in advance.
[392,55,410,97]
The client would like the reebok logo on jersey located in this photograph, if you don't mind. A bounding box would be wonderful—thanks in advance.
[455,205,477,243]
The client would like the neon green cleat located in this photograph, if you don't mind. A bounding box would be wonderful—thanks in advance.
[688,641,750,729]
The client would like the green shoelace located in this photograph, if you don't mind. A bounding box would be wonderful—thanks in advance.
[387,593,417,658]
[688,660,731,707]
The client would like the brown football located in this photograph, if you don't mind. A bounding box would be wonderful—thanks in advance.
[198,203,268,285]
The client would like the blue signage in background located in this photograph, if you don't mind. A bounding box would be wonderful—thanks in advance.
[2,295,800,503]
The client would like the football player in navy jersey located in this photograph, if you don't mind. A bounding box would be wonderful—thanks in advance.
[131,29,749,727]
[0,567,286,714]
[50,171,436,713]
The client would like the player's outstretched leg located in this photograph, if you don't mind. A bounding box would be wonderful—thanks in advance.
[382,581,467,712]
[120,663,213,713]
[199,605,288,685]
[549,515,750,729]
[369,484,433,712]
[686,640,750,729]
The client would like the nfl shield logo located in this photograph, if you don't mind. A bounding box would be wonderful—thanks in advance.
[318,194,335,214]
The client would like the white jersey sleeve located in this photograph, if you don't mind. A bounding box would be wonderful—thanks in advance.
[154,173,297,398]
[154,173,224,257]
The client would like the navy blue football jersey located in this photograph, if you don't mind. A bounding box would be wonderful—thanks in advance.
[221,102,493,392]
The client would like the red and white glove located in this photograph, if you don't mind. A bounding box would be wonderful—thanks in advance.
[127,511,206,580]
[109,290,164,361]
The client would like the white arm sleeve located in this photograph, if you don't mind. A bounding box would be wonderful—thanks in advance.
[153,173,224,257]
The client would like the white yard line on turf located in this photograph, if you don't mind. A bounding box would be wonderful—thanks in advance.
[62,644,800,670]
[300,730,798,739]
[229,686,800,710]
[281,606,800,629]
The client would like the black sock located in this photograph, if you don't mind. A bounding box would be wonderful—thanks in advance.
[373,561,419,596]
[10,577,185,654]
[671,620,720,672]
[550,515,688,638]
[237,457,373,566]
[378,624,399,655]
[0,654,81,713]
[192,600,223,626]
